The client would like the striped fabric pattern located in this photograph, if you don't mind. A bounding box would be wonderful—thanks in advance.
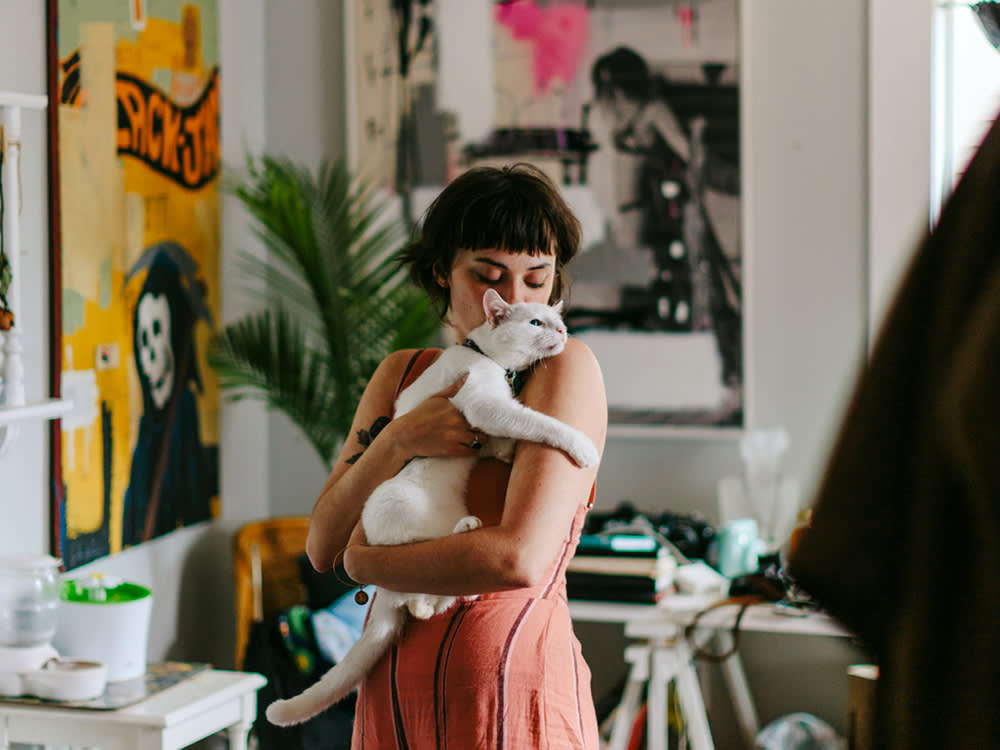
[351,501,598,750]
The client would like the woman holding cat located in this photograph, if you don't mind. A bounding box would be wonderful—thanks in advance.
[307,163,607,749]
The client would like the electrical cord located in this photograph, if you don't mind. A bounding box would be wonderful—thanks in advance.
[684,594,765,663]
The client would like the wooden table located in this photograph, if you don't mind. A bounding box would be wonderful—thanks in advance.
[0,669,266,750]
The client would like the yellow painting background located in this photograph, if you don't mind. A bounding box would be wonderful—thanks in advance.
[58,4,220,557]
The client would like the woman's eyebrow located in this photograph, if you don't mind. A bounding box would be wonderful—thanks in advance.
[473,257,553,271]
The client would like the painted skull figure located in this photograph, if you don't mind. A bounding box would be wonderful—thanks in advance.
[123,244,216,548]
[136,292,175,409]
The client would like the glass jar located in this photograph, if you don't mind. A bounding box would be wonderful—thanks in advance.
[0,555,61,647]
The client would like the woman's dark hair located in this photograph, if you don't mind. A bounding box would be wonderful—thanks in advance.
[591,46,653,104]
[397,163,581,317]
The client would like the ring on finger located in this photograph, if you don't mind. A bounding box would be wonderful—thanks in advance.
[469,431,483,450]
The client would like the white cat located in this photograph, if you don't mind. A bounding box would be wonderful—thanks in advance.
[266,288,599,726]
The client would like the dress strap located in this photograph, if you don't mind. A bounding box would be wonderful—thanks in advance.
[394,348,441,400]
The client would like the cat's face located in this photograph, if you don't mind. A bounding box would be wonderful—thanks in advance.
[480,289,567,369]
[441,248,556,341]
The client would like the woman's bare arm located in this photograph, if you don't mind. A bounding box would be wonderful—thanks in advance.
[306,349,475,571]
[343,338,608,594]
[305,351,413,570]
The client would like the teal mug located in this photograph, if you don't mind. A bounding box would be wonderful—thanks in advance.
[715,518,765,578]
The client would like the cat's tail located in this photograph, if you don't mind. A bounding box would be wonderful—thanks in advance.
[265,593,404,727]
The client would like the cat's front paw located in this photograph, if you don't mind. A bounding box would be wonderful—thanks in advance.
[432,596,461,616]
[487,437,516,463]
[408,595,459,619]
[453,515,482,534]
[410,602,434,619]
[566,435,599,468]
[408,596,436,619]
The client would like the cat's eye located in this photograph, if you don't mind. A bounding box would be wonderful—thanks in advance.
[529,319,541,326]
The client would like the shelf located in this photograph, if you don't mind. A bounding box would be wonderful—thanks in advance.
[0,92,47,109]
[0,94,57,448]
[607,424,744,440]
[0,399,73,425]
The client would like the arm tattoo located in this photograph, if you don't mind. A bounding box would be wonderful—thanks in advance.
[344,416,391,464]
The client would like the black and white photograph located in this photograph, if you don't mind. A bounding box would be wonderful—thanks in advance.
[346,0,744,431]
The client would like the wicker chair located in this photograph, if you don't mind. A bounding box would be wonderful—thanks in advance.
[232,516,312,669]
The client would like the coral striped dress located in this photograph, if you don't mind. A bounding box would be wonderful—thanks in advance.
[351,351,599,749]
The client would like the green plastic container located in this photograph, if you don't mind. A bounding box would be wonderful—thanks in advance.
[60,578,151,605]
[54,575,153,682]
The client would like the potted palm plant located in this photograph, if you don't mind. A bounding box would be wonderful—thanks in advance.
[208,155,441,467]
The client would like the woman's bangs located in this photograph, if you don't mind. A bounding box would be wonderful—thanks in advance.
[454,193,556,256]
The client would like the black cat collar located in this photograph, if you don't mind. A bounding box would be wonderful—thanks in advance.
[461,338,524,395]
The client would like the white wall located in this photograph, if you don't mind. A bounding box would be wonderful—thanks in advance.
[869,0,934,341]
[263,0,349,518]
[0,0,54,558]
[0,0,937,742]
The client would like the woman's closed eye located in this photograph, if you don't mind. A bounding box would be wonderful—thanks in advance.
[474,273,545,289]
[475,272,502,285]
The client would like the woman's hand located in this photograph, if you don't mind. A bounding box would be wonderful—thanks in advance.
[387,374,483,460]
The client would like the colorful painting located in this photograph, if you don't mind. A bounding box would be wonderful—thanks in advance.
[346,0,744,434]
[49,0,221,568]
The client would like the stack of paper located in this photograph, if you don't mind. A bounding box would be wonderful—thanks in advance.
[567,534,677,604]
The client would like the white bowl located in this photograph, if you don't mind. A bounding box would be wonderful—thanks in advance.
[21,657,108,701]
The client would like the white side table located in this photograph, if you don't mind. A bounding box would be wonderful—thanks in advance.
[0,669,267,750]
[570,595,852,750]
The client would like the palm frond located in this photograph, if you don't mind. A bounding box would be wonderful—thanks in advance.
[210,155,441,467]
[208,308,349,465]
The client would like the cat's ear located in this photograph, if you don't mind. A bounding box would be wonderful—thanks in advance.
[483,288,510,327]
[551,299,564,316]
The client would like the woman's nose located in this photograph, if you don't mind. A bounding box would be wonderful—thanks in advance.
[499,282,524,304]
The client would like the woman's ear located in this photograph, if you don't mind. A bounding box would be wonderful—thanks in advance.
[433,266,449,288]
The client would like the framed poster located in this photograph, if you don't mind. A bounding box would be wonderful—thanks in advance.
[48,0,222,568]
[345,0,745,436]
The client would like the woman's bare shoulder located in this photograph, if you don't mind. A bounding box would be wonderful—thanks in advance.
[373,348,442,388]
[562,336,602,369]
[523,337,606,409]
[515,336,607,476]
[536,337,603,383]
